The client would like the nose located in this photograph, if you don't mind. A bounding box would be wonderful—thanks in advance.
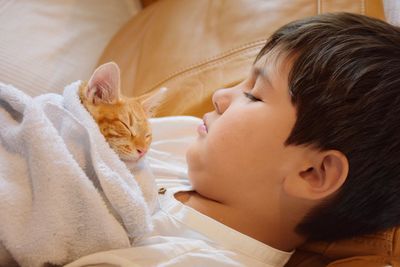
[136,148,147,157]
[211,88,235,114]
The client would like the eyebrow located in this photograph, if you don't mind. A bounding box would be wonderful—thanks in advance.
[254,67,274,91]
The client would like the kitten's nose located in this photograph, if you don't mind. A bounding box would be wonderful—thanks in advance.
[137,149,147,157]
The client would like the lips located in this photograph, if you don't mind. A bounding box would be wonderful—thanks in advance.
[202,115,209,133]
[197,115,208,136]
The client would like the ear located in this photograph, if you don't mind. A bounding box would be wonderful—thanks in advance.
[87,62,121,104]
[283,150,349,200]
[138,87,168,117]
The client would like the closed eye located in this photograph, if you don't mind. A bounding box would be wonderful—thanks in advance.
[119,120,137,137]
[244,92,262,102]
[119,120,130,130]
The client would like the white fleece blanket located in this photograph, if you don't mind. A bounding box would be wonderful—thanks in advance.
[0,81,152,267]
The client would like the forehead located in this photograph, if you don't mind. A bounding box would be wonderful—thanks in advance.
[253,48,294,95]
[254,47,293,75]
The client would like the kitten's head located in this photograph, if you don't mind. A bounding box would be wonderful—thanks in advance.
[79,62,166,162]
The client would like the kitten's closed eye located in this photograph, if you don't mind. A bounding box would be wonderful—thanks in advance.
[119,120,135,136]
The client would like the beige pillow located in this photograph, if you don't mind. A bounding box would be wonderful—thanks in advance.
[0,0,141,96]
[384,0,400,26]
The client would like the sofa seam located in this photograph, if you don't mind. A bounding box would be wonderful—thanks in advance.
[155,45,259,91]
[146,39,267,92]
[163,46,261,85]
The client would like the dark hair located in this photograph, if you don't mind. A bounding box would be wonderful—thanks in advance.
[256,12,400,242]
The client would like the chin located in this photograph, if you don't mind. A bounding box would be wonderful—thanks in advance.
[185,145,196,169]
[119,154,140,163]
[186,139,207,167]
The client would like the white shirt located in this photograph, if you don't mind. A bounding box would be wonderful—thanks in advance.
[66,116,293,267]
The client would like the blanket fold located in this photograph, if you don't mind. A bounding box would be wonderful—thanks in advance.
[0,81,152,267]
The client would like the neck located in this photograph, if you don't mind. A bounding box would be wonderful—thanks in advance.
[175,190,306,252]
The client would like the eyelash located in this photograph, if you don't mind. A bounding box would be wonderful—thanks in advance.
[243,92,261,102]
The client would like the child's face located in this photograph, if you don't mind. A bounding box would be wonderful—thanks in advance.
[186,53,309,205]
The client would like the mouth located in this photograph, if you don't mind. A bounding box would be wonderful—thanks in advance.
[203,116,209,132]
[197,116,208,136]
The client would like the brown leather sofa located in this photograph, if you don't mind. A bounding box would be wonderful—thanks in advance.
[99,1,400,266]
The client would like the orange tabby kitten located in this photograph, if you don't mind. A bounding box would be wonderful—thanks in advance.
[79,62,166,162]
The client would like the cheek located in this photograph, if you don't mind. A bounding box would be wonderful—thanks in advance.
[107,137,134,152]
[191,118,284,180]
[186,121,246,184]
[145,136,152,148]
[207,117,256,161]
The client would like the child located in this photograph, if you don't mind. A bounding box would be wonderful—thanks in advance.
[67,12,400,267]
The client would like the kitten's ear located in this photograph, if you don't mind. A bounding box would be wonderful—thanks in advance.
[139,87,168,117]
[87,62,121,104]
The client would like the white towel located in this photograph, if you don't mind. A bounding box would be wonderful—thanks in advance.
[0,81,153,267]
